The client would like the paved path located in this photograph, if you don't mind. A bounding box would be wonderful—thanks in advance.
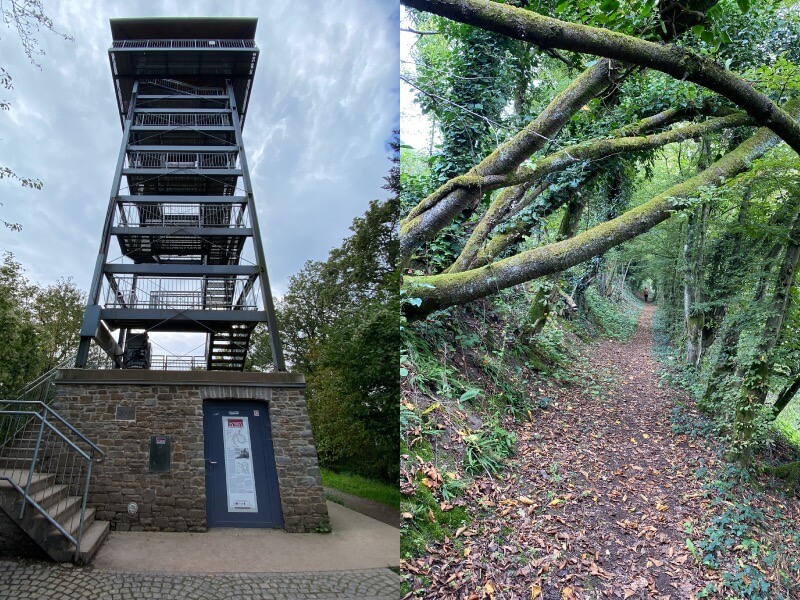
[0,561,399,599]
[91,503,398,573]
[324,488,399,528]
[0,502,400,598]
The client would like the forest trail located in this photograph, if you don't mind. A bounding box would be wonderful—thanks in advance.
[415,304,732,599]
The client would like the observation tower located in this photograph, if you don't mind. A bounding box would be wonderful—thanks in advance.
[76,17,284,372]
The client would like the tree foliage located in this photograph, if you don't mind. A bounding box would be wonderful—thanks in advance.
[249,134,399,481]
[401,0,800,463]
[0,252,85,395]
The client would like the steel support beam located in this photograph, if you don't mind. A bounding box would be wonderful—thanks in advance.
[111,226,251,236]
[118,195,246,203]
[106,264,259,276]
[76,80,139,368]
[227,80,285,371]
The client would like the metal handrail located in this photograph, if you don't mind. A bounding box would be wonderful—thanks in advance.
[1,354,80,452]
[6,402,105,463]
[112,39,256,50]
[0,403,99,561]
[13,353,77,400]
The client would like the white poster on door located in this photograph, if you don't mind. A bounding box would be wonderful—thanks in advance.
[222,416,259,513]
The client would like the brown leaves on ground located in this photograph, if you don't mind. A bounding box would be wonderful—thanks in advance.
[402,305,800,598]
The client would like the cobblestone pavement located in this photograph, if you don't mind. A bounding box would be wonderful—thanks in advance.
[0,561,400,599]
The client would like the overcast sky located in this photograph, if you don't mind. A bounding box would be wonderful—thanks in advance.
[0,0,399,300]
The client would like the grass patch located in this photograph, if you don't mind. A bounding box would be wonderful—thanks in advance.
[321,468,401,508]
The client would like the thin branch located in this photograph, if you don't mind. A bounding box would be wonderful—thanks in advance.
[400,73,507,131]
[401,26,440,35]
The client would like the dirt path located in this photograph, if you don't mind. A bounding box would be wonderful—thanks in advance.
[411,304,727,598]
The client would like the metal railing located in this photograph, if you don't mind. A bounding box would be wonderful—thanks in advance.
[0,401,104,561]
[127,151,237,170]
[116,202,247,228]
[133,112,230,127]
[112,39,256,49]
[149,355,207,370]
[104,276,260,311]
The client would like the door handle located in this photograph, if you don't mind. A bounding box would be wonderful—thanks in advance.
[207,460,218,465]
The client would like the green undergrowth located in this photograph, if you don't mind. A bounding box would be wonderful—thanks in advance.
[655,310,800,597]
[672,403,800,598]
[653,307,800,459]
[320,469,401,508]
[580,286,641,341]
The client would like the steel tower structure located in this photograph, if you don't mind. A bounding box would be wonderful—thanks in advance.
[75,18,284,372]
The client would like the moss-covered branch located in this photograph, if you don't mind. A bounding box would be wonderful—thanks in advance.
[404,120,784,318]
[400,60,615,264]
[402,0,800,156]
[446,112,753,272]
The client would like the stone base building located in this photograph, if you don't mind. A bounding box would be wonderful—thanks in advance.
[54,370,329,534]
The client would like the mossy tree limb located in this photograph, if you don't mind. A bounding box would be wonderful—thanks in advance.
[404,118,788,318]
[772,373,800,418]
[402,0,800,156]
[448,112,753,273]
[400,60,616,264]
[522,194,587,336]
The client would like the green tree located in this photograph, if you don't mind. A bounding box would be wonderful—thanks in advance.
[249,132,399,480]
[31,277,85,370]
[0,252,43,394]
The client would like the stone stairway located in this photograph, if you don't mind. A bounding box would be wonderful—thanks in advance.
[0,468,109,563]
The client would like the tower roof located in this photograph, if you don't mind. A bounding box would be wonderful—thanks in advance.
[110,17,257,41]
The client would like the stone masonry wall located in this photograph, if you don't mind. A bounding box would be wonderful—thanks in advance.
[54,383,206,532]
[269,389,330,532]
[53,370,329,534]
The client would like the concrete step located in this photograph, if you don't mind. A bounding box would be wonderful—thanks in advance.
[29,483,69,512]
[56,505,96,541]
[0,469,55,495]
[75,520,110,563]
[50,517,108,564]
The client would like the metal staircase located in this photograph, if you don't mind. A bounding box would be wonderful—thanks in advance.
[75,26,284,372]
[0,401,108,563]
[207,325,252,371]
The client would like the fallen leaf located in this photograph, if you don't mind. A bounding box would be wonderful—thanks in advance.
[561,586,575,600]
[520,496,536,505]
[401,512,413,520]
[549,498,563,507]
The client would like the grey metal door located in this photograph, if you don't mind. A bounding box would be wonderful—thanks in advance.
[203,401,284,527]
